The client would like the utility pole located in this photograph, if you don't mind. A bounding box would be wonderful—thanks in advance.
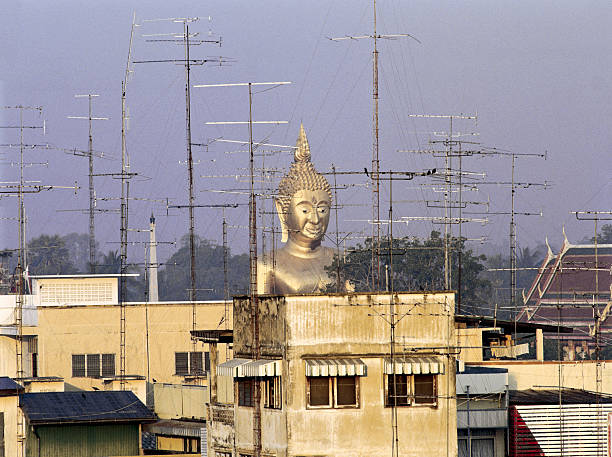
[329,1,419,291]
[68,94,109,272]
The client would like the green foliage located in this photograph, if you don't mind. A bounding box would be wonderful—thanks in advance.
[158,234,249,301]
[591,224,612,244]
[326,231,491,313]
[482,245,547,319]
[27,234,77,275]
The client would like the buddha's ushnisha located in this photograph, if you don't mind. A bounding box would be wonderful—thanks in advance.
[257,125,335,294]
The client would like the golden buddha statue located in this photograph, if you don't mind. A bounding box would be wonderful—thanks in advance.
[257,125,335,294]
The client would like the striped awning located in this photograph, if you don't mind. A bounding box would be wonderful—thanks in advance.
[217,358,250,377]
[241,359,282,377]
[304,358,367,377]
[217,358,281,378]
[383,357,444,375]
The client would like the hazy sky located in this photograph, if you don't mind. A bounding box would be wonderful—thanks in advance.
[1,0,611,264]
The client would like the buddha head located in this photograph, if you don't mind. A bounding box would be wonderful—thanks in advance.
[276,125,332,247]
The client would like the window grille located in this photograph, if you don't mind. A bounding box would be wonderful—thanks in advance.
[102,353,115,377]
[72,354,85,377]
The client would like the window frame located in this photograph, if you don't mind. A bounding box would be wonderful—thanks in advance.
[175,351,209,376]
[237,378,255,407]
[384,373,438,407]
[263,376,282,410]
[72,353,115,378]
[306,376,360,409]
[86,354,101,379]
[72,354,86,378]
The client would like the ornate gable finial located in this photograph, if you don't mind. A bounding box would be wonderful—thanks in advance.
[295,123,311,163]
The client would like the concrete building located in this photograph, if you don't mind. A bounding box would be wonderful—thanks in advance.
[209,292,457,457]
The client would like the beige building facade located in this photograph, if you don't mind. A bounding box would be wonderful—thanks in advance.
[209,292,457,457]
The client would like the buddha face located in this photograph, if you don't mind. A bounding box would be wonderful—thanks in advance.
[285,189,331,247]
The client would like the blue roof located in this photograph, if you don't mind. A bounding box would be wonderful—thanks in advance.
[0,377,23,396]
[20,391,156,425]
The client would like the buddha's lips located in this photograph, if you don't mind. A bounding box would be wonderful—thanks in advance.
[304,226,323,237]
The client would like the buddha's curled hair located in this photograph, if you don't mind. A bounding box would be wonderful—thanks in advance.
[276,125,332,216]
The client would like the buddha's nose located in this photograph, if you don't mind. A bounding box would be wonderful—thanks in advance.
[310,210,320,224]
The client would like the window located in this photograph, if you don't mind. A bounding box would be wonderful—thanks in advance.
[264,376,282,409]
[87,354,100,378]
[175,351,209,376]
[238,378,255,407]
[458,429,495,457]
[175,352,189,375]
[385,374,437,407]
[102,353,115,377]
[414,374,435,404]
[306,376,359,408]
[215,452,232,457]
[72,354,85,377]
[72,353,115,378]
[386,375,409,406]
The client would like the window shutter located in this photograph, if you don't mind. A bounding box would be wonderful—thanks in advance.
[175,352,189,375]
[190,351,203,375]
[102,353,115,377]
[72,354,85,378]
[87,354,101,378]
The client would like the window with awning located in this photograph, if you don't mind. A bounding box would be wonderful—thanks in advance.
[217,358,281,378]
[304,358,367,377]
[383,356,444,375]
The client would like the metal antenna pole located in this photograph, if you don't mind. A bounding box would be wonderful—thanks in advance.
[510,155,517,320]
[372,0,381,292]
[1,104,50,457]
[184,20,198,325]
[68,94,108,273]
[196,80,290,457]
[248,82,263,457]
[119,15,136,390]
[443,117,454,290]
[332,165,342,292]
[329,9,419,292]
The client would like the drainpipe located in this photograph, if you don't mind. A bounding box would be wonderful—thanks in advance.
[466,385,471,457]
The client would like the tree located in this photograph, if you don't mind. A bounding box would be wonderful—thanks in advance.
[97,250,144,302]
[27,234,77,275]
[326,231,491,313]
[591,224,612,244]
[62,232,98,273]
[158,235,249,301]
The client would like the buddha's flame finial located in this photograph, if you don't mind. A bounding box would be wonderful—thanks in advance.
[295,123,311,163]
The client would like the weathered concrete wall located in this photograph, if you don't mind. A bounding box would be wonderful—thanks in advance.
[233,296,286,358]
[207,403,235,457]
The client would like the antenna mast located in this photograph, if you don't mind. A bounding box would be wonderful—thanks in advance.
[119,14,136,390]
[329,5,418,291]
[68,94,108,272]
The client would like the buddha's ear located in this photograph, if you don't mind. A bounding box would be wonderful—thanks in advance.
[275,199,288,243]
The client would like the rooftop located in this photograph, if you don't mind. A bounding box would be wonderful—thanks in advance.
[20,390,156,425]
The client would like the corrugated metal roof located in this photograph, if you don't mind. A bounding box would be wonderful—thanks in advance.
[20,390,156,425]
[510,388,612,405]
[0,377,23,396]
